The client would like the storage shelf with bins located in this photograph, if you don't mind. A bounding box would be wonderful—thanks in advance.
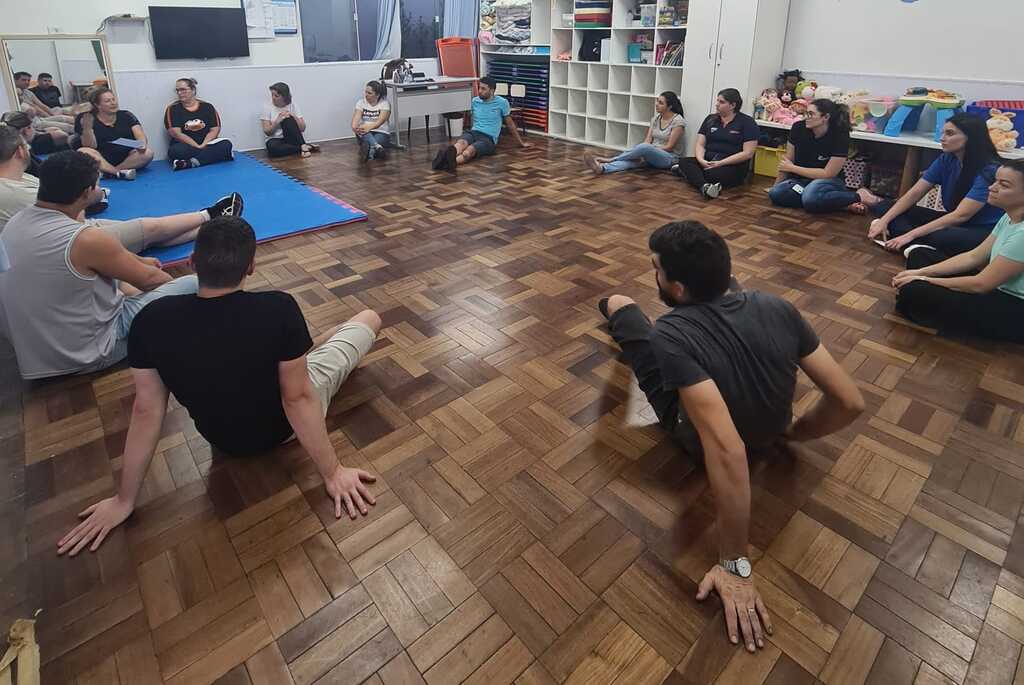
[481,0,553,131]
[546,0,689,150]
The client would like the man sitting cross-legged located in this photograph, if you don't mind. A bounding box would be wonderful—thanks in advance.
[431,75,529,173]
[598,220,865,652]
[0,150,242,379]
[58,216,381,556]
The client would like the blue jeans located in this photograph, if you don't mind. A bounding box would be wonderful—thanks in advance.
[602,143,677,174]
[768,177,858,213]
[358,131,390,148]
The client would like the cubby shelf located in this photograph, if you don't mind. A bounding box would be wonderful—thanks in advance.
[546,0,690,150]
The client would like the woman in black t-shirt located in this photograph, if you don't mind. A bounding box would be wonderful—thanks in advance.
[75,86,152,180]
[164,78,233,171]
[768,99,871,214]
[673,88,759,200]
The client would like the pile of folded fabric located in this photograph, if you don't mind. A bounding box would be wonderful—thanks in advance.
[480,0,496,32]
[494,0,532,43]
[574,0,611,27]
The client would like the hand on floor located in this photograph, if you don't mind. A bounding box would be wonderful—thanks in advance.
[884,234,914,252]
[57,496,134,556]
[325,465,377,519]
[696,565,773,652]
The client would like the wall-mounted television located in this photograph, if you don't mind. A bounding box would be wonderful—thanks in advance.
[150,6,250,60]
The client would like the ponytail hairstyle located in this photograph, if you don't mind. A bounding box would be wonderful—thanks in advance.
[175,77,198,95]
[947,112,1001,208]
[717,88,743,113]
[365,80,386,101]
[660,91,684,118]
[811,98,850,135]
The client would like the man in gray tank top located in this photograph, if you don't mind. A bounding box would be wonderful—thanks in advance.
[0,151,242,379]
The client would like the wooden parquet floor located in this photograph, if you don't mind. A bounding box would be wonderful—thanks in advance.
[4,130,1024,685]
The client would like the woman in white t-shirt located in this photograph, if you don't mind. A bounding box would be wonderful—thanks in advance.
[260,82,319,158]
[584,92,685,175]
[351,81,391,161]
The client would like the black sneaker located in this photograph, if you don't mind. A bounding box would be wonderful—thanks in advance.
[444,146,458,173]
[670,163,682,177]
[597,297,610,320]
[431,146,449,170]
[172,159,190,172]
[206,192,244,219]
[375,145,387,160]
[85,199,108,216]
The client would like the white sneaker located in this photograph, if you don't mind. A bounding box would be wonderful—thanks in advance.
[115,169,136,180]
[903,244,935,260]
[705,182,722,199]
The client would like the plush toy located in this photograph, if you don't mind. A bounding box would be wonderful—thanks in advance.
[771,102,800,126]
[776,69,804,98]
[790,99,809,119]
[815,86,844,102]
[780,91,793,107]
[850,101,870,130]
[987,108,1019,150]
[755,88,778,120]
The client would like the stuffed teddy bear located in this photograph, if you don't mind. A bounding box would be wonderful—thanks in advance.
[755,88,778,120]
[988,108,1020,150]
[790,99,809,119]
[815,86,844,102]
[795,80,817,100]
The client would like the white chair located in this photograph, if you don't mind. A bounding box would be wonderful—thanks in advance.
[494,82,510,96]
[508,83,527,136]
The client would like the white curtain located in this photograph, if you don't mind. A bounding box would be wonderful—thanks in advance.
[443,0,478,37]
[374,0,402,59]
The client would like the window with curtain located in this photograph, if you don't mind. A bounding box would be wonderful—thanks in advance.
[298,0,462,62]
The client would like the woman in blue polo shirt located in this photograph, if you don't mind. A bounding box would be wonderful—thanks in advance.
[868,113,1003,256]
[892,159,1024,343]
[672,88,759,199]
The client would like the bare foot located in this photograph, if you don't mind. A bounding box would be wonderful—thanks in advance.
[584,154,604,175]
[846,202,867,215]
[856,187,883,207]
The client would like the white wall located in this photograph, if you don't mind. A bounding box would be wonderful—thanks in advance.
[2,0,304,70]
[783,0,1024,100]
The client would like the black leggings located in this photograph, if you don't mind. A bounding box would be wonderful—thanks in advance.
[896,248,1024,343]
[265,117,308,158]
[167,139,233,166]
[872,201,993,256]
[677,157,747,191]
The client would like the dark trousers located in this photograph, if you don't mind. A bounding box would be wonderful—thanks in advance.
[265,117,307,158]
[677,157,747,190]
[167,139,233,166]
[896,248,1024,343]
[872,201,993,255]
[607,304,702,453]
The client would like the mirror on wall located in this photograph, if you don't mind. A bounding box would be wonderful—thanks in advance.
[1,35,114,116]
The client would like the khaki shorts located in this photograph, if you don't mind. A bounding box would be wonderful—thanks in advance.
[92,218,146,254]
[307,321,377,416]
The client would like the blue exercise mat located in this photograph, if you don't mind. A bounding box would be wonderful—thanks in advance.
[94,153,367,264]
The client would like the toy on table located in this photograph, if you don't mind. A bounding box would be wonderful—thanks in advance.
[795,80,817,100]
[770,101,801,126]
[884,87,965,141]
[987,109,1020,151]
[755,88,778,121]
[790,99,808,118]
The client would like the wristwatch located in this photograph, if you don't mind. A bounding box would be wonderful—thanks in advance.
[721,557,752,578]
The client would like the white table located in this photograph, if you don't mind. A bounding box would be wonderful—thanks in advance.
[383,76,477,148]
[757,119,1024,194]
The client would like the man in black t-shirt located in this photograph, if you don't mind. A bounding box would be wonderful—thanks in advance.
[597,220,864,654]
[58,216,382,557]
[30,73,63,109]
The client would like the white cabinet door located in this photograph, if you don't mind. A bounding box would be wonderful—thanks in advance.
[679,0,722,151]
[713,0,757,99]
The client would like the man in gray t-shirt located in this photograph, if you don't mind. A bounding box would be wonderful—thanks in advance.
[597,220,865,656]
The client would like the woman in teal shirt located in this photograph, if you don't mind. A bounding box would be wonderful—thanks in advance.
[893,159,1024,343]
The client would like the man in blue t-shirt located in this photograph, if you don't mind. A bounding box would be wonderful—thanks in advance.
[431,76,528,173]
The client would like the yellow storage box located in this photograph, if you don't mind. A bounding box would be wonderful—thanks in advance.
[754,145,786,178]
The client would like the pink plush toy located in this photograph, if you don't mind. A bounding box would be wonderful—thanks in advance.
[771,102,800,125]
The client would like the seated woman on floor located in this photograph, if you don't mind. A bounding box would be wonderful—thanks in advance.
[768,99,868,214]
[75,86,153,180]
[672,88,758,199]
[867,113,1003,256]
[351,81,391,161]
[261,82,319,159]
[164,77,233,171]
[892,159,1024,344]
[584,92,684,175]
